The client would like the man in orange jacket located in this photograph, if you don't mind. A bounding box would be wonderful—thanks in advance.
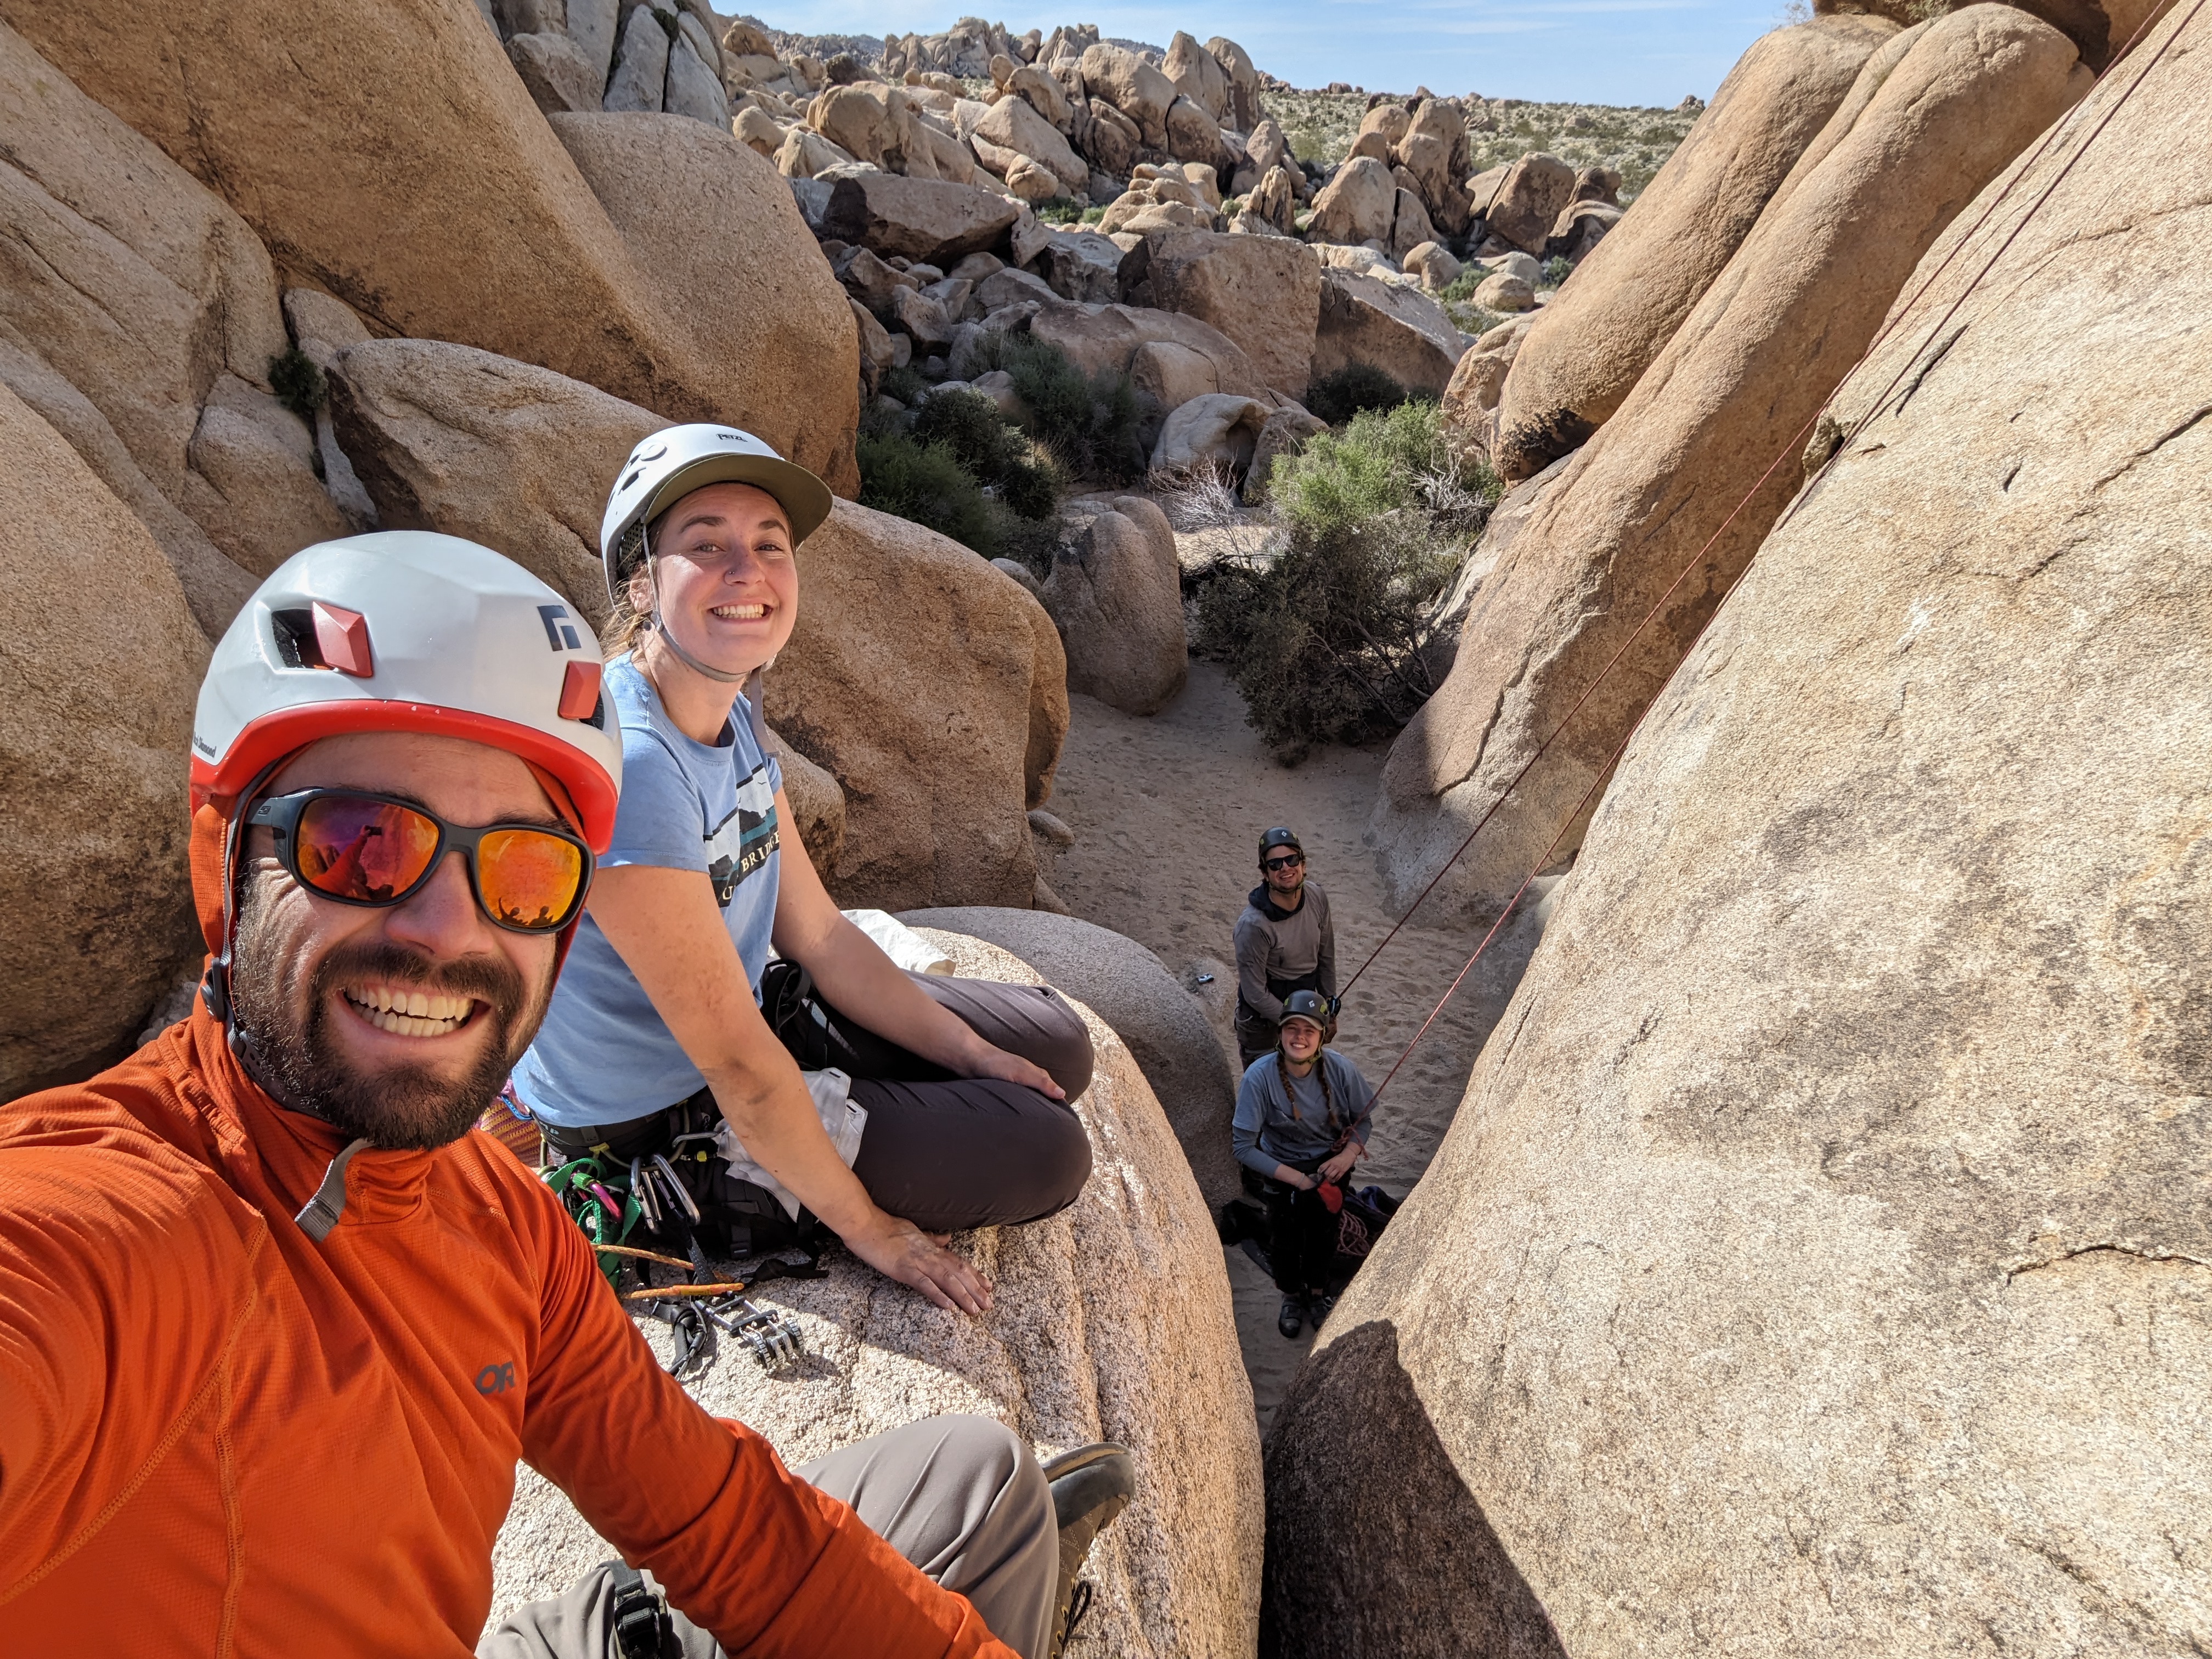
[0,534,1132,1657]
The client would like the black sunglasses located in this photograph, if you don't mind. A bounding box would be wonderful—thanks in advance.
[246,788,594,935]
[1263,853,1305,871]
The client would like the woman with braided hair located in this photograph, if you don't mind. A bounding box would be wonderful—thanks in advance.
[1230,989,1376,1338]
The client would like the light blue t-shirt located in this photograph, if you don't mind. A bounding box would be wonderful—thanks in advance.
[514,655,783,1127]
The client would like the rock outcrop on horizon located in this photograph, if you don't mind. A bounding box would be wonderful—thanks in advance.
[0,380,207,1098]
[1372,4,2090,921]
[1266,10,2211,1649]
[1488,13,1900,481]
[492,932,1262,1658]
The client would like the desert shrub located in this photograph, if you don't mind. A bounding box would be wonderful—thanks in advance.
[859,389,1066,562]
[1194,401,1503,759]
[856,431,1002,555]
[1035,198,1088,224]
[877,361,928,407]
[1002,335,1149,484]
[268,347,326,422]
[1543,255,1573,286]
[1434,269,1486,304]
[912,388,1064,516]
[1305,362,1412,427]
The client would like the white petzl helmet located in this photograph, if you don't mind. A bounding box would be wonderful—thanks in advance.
[598,422,834,608]
[191,532,623,851]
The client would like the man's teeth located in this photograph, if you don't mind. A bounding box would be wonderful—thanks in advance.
[712,603,766,619]
[343,986,473,1037]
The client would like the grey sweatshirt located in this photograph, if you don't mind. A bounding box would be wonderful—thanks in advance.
[1232,1050,1374,1176]
[1233,879,1336,1023]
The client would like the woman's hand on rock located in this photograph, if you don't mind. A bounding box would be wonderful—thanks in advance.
[845,1210,994,1314]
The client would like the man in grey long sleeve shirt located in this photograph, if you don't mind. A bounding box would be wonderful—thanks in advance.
[1233,827,1338,1066]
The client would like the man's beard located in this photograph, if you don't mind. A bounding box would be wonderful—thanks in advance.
[229,877,550,1150]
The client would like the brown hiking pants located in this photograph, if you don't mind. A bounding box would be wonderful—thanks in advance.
[478,1414,1057,1658]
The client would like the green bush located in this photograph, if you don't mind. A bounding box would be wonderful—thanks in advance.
[1305,363,1412,427]
[856,431,1004,556]
[1433,269,1487,304]
[1034,198,1088,224]
[1543,255,1573,286]
[1194,401,1502,759]
[858,388,1066,564]
[877,362,928,406]
[1001,335,1148,485]
[912,388,1064,519]
[268,347,326,422]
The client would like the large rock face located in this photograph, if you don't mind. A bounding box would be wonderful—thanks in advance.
[1815,0,2168,67]
[1373,5,2088,920]
[1266,17,2212,1651]
[327,338,653,624]
[768,501,1071,912]
[900,909,1243,1210]
[1306,155,1396,246]
[1311,269,1468,398]
[548,112,860,497]
[1038,495,1189,718]
[820,172,1023,263]
[1491,14,1900,481]
[0,0,855,491]
[0,379,207,1097]
[491,934,1261,1657]
[0,19,343,635]
[1125,229,1322,399]
[1028,302,1270,400]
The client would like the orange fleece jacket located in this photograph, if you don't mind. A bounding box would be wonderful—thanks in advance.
[0,1007,1016,1657]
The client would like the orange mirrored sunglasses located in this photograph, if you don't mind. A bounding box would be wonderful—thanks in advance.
[245,788,592,934]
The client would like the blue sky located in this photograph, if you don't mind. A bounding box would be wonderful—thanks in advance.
[751,0,1793,105]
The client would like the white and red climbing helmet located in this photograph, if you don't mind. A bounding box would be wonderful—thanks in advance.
[191,532,623,850]
[598,422,834,608]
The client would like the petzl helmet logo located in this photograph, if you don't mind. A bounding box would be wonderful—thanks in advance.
[538,605,582,652]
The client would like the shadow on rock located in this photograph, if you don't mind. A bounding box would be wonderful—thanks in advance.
[1260,1319,1565,1658]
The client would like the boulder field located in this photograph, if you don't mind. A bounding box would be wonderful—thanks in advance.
[1379,4,2092,920]
[1265,12,2211,1650]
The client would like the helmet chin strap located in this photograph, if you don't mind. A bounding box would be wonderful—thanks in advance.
[641,535,774,749]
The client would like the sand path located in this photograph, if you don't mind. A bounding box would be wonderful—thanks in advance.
[1039,661,1550,1432]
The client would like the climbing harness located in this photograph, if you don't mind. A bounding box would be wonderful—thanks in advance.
[606,1562,680,1659]
[1334,3,2200,1110]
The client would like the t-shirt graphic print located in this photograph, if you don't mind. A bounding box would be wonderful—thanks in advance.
[512,655,786,1127]
[707,760,780,907]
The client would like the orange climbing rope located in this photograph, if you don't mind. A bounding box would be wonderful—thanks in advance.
[1348,0,2200,1110]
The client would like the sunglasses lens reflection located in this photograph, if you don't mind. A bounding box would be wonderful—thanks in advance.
[295,795,441,903]
[477,829,586,932]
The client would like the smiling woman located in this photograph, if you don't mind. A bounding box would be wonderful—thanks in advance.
[510,424,1102,1317]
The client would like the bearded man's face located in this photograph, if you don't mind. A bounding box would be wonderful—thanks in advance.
[228,732,566,1150]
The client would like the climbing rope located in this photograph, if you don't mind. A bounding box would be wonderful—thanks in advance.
[1336,0,2195,1008]
[1348,0,2200,1109]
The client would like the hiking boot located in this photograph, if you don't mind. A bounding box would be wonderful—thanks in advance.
[1041,1441,1136,1656]
[1277,1296,1304,1338]
[1308,1293,1336,1331]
